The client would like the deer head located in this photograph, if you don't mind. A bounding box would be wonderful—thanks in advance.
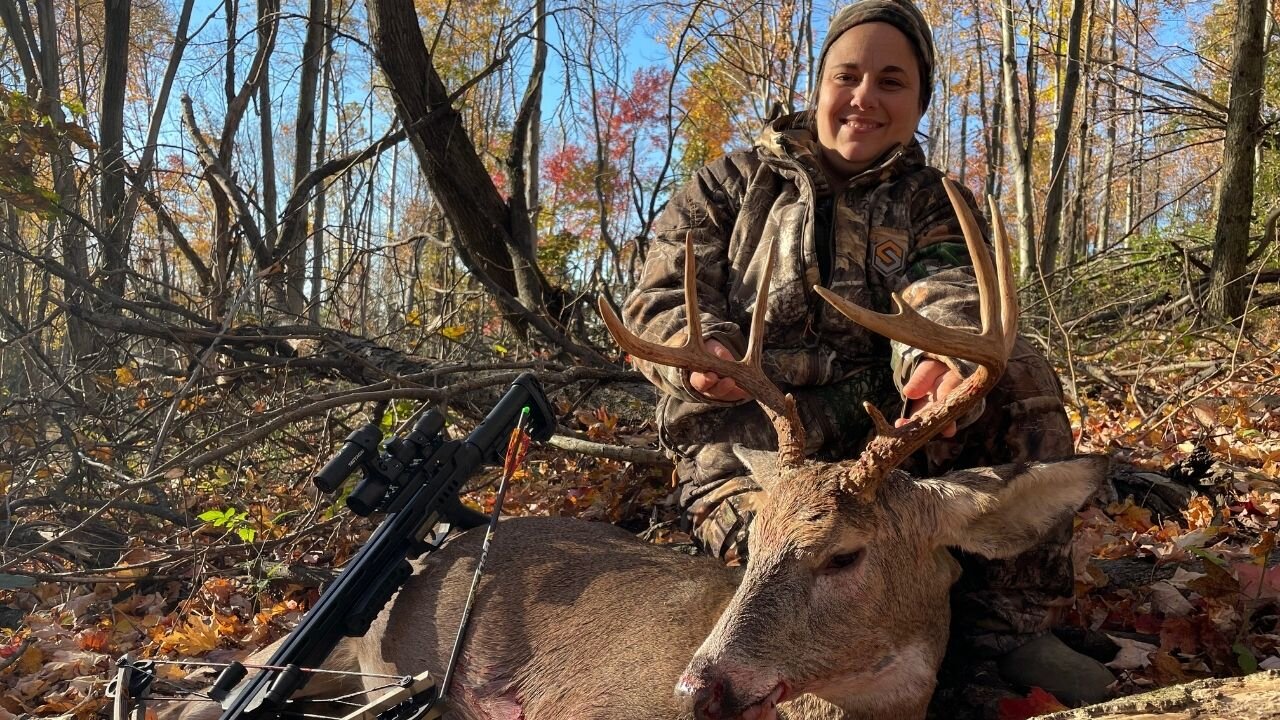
[599,180,1102,720]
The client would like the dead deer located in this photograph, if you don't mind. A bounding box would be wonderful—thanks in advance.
[178,180,1102,720]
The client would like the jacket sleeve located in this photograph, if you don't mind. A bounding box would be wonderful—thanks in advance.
[889,175,992,423]
[621,155,752,403]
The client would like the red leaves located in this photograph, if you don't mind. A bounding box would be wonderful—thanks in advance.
[998,687,1067,720]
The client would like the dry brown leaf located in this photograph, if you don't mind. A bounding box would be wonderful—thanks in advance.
[1106,635,1158,670]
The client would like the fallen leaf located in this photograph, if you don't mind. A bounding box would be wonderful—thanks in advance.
[997,687,1068,720]
[1187,555,1241,598]
[1233,562,1280,600]
[1150,650,1190,684]
[1159,616,1199,655]
[1106,635,1157,670]
[1149,581,1195,616]
[14,644,42,674]
[1184,495,1216,529]
[1169,567,1206,589]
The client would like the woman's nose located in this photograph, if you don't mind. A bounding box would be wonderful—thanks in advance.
[849,81,878,110]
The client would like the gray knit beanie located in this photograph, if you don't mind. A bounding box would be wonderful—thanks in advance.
[815,0,937,111]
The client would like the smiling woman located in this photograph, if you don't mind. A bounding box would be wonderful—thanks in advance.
[814,23,925,180]
[619,0,1117,713]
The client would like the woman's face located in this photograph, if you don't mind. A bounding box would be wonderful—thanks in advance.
[815,22,923,181]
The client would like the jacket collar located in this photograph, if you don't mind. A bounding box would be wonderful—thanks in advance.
[757,111,926,195]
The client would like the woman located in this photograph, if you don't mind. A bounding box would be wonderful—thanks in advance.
[622,0,1113,711]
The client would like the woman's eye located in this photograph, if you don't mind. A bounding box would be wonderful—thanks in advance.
[820,550,863,575]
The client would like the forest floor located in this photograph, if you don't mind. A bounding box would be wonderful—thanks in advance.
[1,318,1278,720]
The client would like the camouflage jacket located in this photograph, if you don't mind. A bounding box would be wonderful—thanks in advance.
[622,113,990,431]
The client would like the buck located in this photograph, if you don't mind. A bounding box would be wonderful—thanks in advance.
[181,180,1103,720]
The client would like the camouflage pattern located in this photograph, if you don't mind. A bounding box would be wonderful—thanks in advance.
[622,112,1076,657]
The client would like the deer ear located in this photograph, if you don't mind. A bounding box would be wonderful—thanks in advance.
[914,456,1106,559]
[732,445,784,492]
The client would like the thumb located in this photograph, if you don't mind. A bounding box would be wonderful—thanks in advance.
[903,359,945,399]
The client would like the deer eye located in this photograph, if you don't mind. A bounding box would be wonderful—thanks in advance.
[819,549,863,575]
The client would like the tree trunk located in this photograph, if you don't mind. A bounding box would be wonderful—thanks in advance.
[1067,0,1097,272]
[117,0,194,261]
[957,69,969,187]
[275,0,324,317]
[973,0,1002,200]
[98,0,131,300]
[308,0,335,326]
[1207,0,1267,323]
[364,0,542,311]
[1000,0,1036,280]
[365,0,609,364]
[258,0,280,257]
[1039,0,1085,284]
[1095,0,1120,253]
[506,0,546,264]
[31,0,93,358]
[1123,0,1142,239]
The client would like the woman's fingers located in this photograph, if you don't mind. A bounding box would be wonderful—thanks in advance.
[897,358,959,437]
[690,339,752,401]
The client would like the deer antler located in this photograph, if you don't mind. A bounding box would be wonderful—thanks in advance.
[598,235,807,467]
[813,178,1017,499]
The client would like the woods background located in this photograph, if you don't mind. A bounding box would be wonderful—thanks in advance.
[0,0,1278,716]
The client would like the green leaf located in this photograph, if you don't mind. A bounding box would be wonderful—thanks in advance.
[197,509,227,523]
[1234,643,1259,673]
[62,97,87,118]
[1189,547,1229,568]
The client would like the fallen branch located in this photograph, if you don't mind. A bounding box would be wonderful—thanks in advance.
[1042,669,1280,719]
[548,434,668,466]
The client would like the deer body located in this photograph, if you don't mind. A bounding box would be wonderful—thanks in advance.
[261,456,1096,720]
[360,518,745,720]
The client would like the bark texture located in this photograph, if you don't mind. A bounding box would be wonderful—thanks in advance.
[1042,670,1280,720]
[1207,0,1267,322]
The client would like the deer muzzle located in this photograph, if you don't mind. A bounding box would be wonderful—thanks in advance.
[676,660,790,720]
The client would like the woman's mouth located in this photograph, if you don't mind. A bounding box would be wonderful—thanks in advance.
[843,117,884,132]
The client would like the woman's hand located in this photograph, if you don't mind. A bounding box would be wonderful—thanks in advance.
[689,339,752,402]
[897,358,963,437]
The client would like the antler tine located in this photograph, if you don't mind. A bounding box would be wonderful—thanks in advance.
[987,194,1019,355]
[598,235,806,466]
[741,231,779,370]
[814,188,1008,371]
[813,178,1017,499]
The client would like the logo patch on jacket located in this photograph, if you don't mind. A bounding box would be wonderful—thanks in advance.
[870,227,908,276]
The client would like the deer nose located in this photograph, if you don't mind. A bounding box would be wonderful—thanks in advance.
[678,677,725,720]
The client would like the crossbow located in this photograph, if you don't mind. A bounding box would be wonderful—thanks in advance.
[108,373,555,720]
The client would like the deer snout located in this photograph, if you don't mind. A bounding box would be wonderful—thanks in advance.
[677,660,784,720]
[676,668,727,720]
